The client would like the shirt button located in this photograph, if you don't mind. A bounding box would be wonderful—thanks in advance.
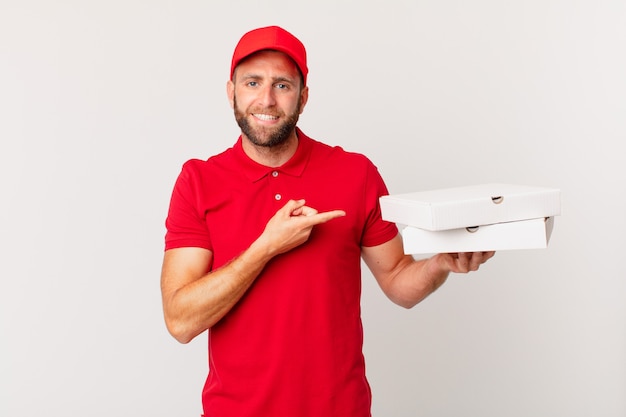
[274,193,282,201]
[272,171,279,178]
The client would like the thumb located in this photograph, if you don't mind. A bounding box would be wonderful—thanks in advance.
[281,199,306,216]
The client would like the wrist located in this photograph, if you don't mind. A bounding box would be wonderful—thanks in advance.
[426,254,452,281]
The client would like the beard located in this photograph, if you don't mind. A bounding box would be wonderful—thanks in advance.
[234,95,301,148]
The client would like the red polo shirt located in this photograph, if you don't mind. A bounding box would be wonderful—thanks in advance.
[165,129,398,417]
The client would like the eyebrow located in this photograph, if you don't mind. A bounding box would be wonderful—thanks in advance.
[272,76,295,84]
[239,73,296,84]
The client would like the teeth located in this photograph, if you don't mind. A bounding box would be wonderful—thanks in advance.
[254,114,278,121]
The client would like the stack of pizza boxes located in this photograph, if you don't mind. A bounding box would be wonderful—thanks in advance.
[380,184,561,254]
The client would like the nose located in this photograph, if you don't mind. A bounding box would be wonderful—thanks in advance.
[257,84,276,107]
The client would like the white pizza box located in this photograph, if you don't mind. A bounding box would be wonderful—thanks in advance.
[380,183,561,231]
[401,217,555,254]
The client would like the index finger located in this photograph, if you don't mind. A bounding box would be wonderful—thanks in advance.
[305,209,346,225]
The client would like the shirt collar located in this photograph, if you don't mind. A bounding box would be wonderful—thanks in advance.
[233,127,313,182]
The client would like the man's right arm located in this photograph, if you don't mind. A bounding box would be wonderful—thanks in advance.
[160,243,268,344]
[160,199,346,344]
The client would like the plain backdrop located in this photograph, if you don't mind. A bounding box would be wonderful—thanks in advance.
[1,1,624,416]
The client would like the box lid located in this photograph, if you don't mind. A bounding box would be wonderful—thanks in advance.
[380,183,561,231]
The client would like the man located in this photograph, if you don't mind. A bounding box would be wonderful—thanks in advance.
[161,26,494,417]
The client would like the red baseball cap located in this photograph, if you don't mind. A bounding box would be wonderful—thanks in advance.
[230,26,308,85]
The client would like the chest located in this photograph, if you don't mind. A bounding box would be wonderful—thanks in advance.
[201,164,366,267]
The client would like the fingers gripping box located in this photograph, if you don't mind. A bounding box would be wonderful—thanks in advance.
[379,184,561,254]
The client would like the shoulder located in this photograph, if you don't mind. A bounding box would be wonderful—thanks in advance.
[307,136,376,170]
[178,147,236,178]
[183,146,233,168]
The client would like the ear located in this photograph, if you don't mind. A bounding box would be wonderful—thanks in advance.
[226,80,235,109]
[298,86,309,114]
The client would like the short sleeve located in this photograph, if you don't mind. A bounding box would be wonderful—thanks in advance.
[164,160,212,251]
[360,160,398,247]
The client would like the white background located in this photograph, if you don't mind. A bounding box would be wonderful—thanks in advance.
[1,1,624,416]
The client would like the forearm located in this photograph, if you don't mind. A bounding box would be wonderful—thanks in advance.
[163,240,272,343]
[382,255,450,309]
[364,234,495,309]
[363,235,460,309]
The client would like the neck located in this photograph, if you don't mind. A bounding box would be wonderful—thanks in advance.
[241,130,299,167]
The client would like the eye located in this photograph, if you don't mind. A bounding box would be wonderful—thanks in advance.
[247,81,258,87]
[275,83,289,90]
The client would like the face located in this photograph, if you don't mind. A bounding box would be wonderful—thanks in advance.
[228,50,308,148]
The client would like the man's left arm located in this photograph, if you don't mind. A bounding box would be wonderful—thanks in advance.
[361,233,495,308]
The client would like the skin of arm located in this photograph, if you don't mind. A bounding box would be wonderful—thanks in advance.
[362,234,495,308]
[160,199,345,344]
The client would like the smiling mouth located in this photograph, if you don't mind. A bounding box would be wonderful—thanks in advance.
[253,113,279,121]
